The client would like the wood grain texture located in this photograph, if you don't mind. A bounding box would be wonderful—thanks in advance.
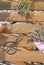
[0,13,10,21]
[5,51,44,62]
[0,12,44,22]
[0,0,44,63]
[34,1,44,10]
[0,46,44,63]
[9,12,32,22]
[0,0,44,10]
[0,2,11,10]
[34,13,44,22]
[9,12,44,22]
[13,61,26,65]
[6,24,44,33]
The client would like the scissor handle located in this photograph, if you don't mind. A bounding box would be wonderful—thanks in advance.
[7,48,17,55]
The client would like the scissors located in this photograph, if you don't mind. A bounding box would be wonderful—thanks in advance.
[0,34,22,55]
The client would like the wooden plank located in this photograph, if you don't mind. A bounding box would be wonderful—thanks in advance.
[9,12,32,22]
[0,0,18,10]
[6,24,44,33]
[34,1,44,10]
[6,12,44,22]
[34,12,44,22]
[0,2,11,10]
[1,0,44,10]
[0,12,32,21]
[4,51,44,62]
[0,12,44,22]
[0,44,44,63]
[0,13,10,21]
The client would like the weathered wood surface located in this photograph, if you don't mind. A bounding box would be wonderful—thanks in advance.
[0,45,44,63]
[0,37,44,63]
[0,0,44,10]
[0,13,10,21]
[0,12,44,22]
[6,24,44,33]
[9,12,44,22]
[0,50,44,63]
[0,25,44,63]
[9,12,32,22]
[0,2,11,10]
[0,0,44,63]
[34,12,44,22]
[34,0,44,10]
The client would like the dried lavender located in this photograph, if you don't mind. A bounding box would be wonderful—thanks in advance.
[27,27,44,42]
[17,0,33,16]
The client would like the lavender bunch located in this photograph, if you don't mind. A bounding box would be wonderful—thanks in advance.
[17,0,33,16]
[27,27,44,42]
